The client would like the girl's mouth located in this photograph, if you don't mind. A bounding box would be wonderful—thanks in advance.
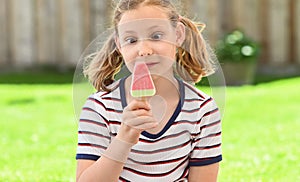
[146,62,159,67]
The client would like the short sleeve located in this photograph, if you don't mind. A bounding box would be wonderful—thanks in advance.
[76,94,111,161]
[189,97,222,166]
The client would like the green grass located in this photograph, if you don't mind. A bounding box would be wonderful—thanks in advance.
[218,78,300,182]
[0,77,299,181]
[0,84,77,181]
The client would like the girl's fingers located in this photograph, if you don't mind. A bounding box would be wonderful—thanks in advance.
[132,122,158,130]
[125,115,156,126]
[124,99,151,111]
[124,116,158,130]
[122,99,157,130]
[122,109,151,120]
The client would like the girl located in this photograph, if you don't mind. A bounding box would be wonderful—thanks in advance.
[76,0,222,181]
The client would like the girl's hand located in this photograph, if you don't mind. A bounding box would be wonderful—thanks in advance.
[118,99,158,144]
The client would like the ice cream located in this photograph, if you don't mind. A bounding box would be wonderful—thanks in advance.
[130,62,156,98]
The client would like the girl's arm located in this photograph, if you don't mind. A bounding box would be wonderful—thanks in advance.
[188,163,220,182]
[76,100,157,182]
[76,155,124,182]
[76,126,138,182]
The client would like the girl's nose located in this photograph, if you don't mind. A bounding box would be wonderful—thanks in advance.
[138,40,153,56]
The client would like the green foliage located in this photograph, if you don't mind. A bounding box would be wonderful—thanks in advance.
[0,70,74,84]
[216,30,260,62]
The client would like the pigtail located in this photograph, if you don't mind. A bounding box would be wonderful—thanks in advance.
[176,16,216,83]
[83,33,123,92]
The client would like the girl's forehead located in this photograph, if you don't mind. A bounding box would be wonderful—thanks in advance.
[117,19,173,34]
[118,5,169,24]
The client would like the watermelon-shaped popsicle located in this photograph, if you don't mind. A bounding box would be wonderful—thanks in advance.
[130,62,156,98]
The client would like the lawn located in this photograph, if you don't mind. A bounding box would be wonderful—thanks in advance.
[0,77,299,181]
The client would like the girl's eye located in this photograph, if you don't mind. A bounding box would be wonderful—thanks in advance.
[151,33,163,40]
[124,37,137,44]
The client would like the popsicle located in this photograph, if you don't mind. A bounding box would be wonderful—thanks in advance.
[130,62,156,98]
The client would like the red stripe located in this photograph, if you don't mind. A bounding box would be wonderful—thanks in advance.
[82,107,109,122]
[102,97,121,102]
[184,82,206,99]
[194,143,221,150]
[203,108,219,117]
[128,155,188,166]
[200,120,221,130]
[131,140,191,154]
[181,108,200,113]
[78,131,110,140]
[78,143,106,150]
[193,132,222,142]
[88,98,123,113]
[184,98,204,102]
[123,158,188,177]
[79,119,107,127]
[200,97,212,108]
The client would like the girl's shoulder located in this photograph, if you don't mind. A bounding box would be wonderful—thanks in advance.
[90,79,122,100]
[181,80,211,101]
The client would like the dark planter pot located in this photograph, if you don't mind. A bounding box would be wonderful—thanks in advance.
[221,61,257,85]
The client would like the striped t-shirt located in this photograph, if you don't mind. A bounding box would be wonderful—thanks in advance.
[76,78,222,181]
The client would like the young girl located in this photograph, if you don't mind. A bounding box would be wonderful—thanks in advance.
[76,0,222,181]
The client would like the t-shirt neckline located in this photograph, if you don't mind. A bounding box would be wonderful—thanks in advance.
[119,77,185,139]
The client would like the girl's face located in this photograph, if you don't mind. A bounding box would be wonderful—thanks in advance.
[116,5,185,76]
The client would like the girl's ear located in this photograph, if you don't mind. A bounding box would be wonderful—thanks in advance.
[176,22,186,46]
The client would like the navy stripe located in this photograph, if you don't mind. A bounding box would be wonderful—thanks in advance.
[79,119,107,127]
[82,107,109,123]
[189,155,222,166]
[123,157,188,177]
[200,97,212,108]
[195,132,222,142]
[184,98,204,102]
[78,143,106,150]
[128,155,188,165]
[102,97,121,102]
[181,108,200,113]
[184,82,206,99]
[131,140,191,154]
[200,120,221,130]
[119,176,130,182]
[88,97,123,113]
[78,131,110,140]
[203,108,219,117]
[192,130,221,141]
[141,99,181,139]
[76,154,99,161]
[139,130,190,143]
[194,143,221,150]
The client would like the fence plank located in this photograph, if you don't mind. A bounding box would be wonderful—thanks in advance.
[206,0,221,45]
[297,0,300,64]
[36,0,59,65]
[269,0,289,64]
[60,0,84,66]
[90,0,110,40]
[259,0,271,63]
[0,0,8,66]
[239,0,260,41]
[10,0,36,67]
[0,0,299,68]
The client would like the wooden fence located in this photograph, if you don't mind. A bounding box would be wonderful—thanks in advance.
[0,0,299,70]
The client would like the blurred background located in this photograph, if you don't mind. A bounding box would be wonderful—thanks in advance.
[0,0,299,84]
[0,1,299,181]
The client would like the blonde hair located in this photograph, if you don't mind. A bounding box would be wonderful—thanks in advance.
[84,0,216,92]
